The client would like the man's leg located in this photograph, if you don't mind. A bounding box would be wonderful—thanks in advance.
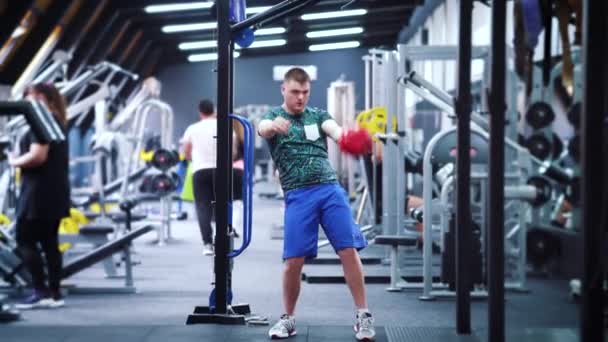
[283,256,305,315]
[193,169,214,245]
[269,186,319,339]
[337,248,367,309]
[319,184,375,340]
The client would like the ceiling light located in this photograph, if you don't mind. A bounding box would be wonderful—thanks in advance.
[306,27,363,38]
[308,41,360,51]
[246,6,271,14]
[188,51,241,62]
[301,9,367,21]
[162,22,216,33]
[179,40,216,50]
[180,37,287,51]
[145,2,213,13]
[255,27,286,36]
[236,39,287,49]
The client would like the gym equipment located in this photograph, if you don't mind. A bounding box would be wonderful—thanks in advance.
[229,0,255,48]
[62,225,154,286]
[234,29,255,48]
[526,176,553,207]
[72,167,149,208]
[403,66,559,297]
[151,149,179,171]
[420,127,490,299]
[525,101,555,129]
[441,217,483,290]
[150,173,179,195]
[567,102,581,129]
[404,150,423,174]
[526,228,561,270]
[526,133,552,160]
[338,128,372,156]
[327,79,358,196]
[187,114,254,325]
[58,208,90,252]
[0,294,20,322]
[119,98,175,246]
[0,100,66,143]
[355,106,397,139]
[568,134,580,163]
[410,207,423,223]
[0,231,33,287]
[552,133,564,159]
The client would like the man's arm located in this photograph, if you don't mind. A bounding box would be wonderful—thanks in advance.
[258,119,276,138]
[321,119,343,142]
[182,140,192,161]
[258,117,290,138]
[180,127,192,161]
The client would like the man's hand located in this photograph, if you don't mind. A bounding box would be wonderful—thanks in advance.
[258,117,291,138]
[272,117,290,135]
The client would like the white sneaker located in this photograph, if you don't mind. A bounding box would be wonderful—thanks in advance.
[47,298,65,308]
[354,311,376,341]
[15,291,51,310]
[203,243,214,256]
[268,314,296,339]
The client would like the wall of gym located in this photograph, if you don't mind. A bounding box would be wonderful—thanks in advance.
[157,47,369,138]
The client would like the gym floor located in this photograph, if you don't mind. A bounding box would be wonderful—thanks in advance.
[2,182,583,341]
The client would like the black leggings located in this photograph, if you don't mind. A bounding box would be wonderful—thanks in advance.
[192,168,244,244]
[193,169,216,245]
[15,218,62,293]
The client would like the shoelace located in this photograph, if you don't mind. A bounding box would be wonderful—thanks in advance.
[278,316,294,331]
[358,315,374,331]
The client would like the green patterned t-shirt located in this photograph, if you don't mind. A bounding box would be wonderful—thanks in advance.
[262,106,338,192]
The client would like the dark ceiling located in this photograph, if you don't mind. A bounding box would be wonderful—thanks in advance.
[0,0,424,85]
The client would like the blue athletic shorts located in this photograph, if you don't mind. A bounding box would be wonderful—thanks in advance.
[283,183,368,259]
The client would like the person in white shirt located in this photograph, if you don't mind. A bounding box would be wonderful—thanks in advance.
[181,99,218,255]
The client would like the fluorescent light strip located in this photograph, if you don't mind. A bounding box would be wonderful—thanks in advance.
[301,9,367,21]
[236,39,287,49]
[255,27,286,36]
[179,40,216,50]
[162,22,216,33]
[188,51,241,62]
[306,27,363,38]
[246,6,271,14]
[309,41,360,51]
[180,36,287,51]
[145,2,213,13]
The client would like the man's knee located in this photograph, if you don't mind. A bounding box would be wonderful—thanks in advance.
[284,257,305,273]
[337,247,358,259]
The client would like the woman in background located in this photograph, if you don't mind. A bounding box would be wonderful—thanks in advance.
[11,83,70,309]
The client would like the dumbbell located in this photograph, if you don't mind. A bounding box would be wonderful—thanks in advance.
[526,102,556,129]
[525,133,563,160]
[139,172,179,195]
[151,149,180,171]
[151,173,180,195]
[526,175,552,207]
[409,207,423,223]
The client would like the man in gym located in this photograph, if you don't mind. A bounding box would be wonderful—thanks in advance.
[258,67,375,341]
[181,99,218,256]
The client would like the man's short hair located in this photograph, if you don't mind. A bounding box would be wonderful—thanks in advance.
[199,99,215,116]
[284,67,310,84]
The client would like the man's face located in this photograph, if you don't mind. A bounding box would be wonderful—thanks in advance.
[281,80,310,114]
